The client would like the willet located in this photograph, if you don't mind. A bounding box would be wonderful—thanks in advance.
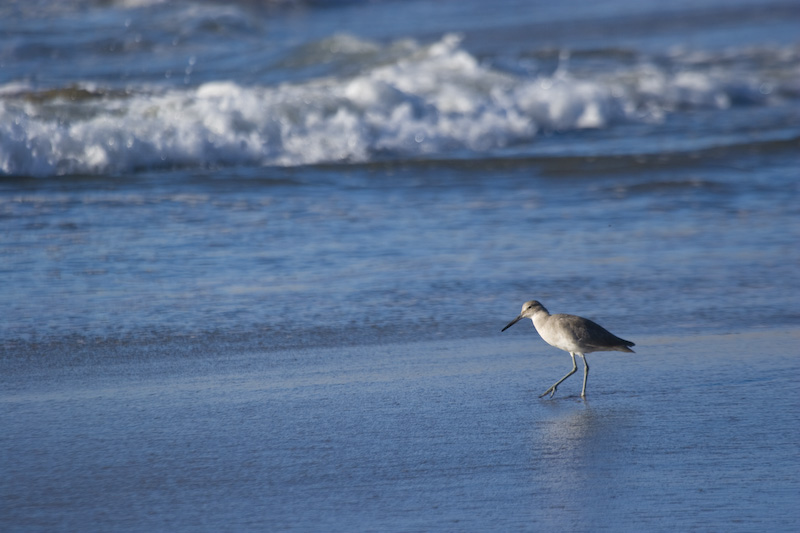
[501,300,634,398]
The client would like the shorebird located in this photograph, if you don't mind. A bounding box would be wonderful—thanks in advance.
[501,300,634,398]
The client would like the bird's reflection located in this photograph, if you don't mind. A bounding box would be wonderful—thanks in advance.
[526,403,639,529]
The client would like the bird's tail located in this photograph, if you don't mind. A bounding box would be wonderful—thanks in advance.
[619,339,635,353]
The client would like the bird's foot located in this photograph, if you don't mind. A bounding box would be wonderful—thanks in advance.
[539,386,557,399]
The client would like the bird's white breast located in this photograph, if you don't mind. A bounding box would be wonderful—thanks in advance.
[531,315,584,353]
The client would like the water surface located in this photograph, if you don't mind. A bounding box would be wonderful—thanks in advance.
[1,0,799,530]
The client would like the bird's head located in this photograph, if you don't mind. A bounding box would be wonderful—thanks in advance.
[501,300,546,332]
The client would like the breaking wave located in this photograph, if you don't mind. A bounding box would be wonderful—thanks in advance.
[1,34,797,176]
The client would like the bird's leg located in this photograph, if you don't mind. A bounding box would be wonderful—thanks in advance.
[539,352,578,398]
[579,353,589,398]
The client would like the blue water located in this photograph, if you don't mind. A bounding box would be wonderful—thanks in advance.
[1,0,799,530]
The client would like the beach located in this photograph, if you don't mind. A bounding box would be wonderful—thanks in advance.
[2,0,799,530]
[3,330,799,531]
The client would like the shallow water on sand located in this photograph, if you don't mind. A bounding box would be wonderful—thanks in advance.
[2,331,799,531]
[3,149,799,348]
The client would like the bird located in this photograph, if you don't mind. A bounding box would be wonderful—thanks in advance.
[501,300,634,398]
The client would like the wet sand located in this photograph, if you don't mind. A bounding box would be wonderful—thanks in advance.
[2,329,799,531]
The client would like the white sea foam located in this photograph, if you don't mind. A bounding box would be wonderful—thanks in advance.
[0,34,794,176]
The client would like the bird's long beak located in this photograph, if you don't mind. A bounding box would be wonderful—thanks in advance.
[501,315,523,332]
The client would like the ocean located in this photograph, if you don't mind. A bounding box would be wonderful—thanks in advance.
[2,0,799,530]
